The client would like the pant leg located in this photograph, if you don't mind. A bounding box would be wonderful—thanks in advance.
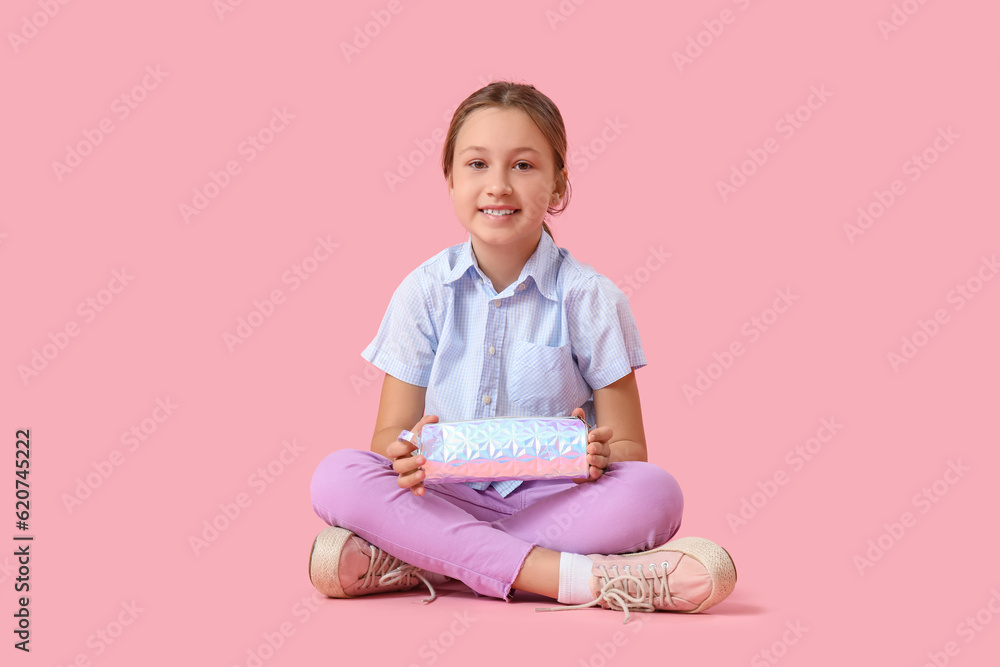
[491,461,684,555]
[310,448,534,601]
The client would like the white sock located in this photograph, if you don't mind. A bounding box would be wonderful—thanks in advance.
[557,552,595,604]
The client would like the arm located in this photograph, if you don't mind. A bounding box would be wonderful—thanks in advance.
[563,276,647,467]
[593,367,647,464]
[570,367,646,483]
[369,373,427,458]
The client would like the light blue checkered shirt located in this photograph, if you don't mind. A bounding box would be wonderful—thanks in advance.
[361,229,646,497]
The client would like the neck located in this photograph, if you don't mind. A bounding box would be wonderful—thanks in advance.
[471,229,543,294]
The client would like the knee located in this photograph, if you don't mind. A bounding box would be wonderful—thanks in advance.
[612,462,684,549]
[310,448,387,512]
[612,461,684,520]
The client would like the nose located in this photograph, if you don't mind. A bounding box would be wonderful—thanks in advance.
[486,171,512,197]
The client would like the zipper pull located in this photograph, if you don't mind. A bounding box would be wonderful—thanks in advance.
[397,430,421,449]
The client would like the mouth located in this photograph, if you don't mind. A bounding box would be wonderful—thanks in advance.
[480,208,520,220]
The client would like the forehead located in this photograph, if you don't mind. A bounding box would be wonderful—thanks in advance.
[456,107,549,155]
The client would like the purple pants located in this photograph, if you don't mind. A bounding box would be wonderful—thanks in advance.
[310,449,684,601]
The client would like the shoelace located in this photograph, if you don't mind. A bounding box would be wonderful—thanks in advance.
[361,544,437,604]
[535,561,674,625]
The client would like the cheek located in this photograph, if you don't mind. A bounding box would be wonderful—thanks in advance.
[524,189,551,211]
[451,186,475,205]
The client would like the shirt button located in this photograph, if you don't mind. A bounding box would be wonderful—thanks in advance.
[483,395,491,404]
[517,283,526,291]
[494,299,501,308]
[489,346,495,355]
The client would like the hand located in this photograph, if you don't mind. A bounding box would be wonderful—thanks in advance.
[385,414,438,497]
[570,407,612,484]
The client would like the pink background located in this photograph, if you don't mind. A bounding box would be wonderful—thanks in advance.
[3,0,999,664]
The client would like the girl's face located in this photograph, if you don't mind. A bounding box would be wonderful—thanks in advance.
[447,107,563,254]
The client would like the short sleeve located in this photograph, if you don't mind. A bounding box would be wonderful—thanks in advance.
[360,268,437,387]
[566,274,647,389]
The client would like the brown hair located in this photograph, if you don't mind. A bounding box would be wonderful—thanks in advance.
[442,81,572,243]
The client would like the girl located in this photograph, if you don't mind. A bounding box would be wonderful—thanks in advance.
[308,81,736,623]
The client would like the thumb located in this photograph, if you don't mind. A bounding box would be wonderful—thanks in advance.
[413,414,439,435]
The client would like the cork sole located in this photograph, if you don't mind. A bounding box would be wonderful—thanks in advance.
[309,527,355,598]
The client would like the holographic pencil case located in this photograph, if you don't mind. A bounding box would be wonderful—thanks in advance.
[396,415,591,484]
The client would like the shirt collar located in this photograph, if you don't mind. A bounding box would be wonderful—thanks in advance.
[442,229,560,302]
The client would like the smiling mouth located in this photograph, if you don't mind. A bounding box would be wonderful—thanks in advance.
[480,208,520,217]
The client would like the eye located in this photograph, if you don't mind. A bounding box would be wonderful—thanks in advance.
[514,161,532,171]
[469,160,486,169]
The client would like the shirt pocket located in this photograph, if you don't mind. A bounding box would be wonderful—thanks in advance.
[507,340,592,415]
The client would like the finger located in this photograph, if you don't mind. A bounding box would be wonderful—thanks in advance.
[392,453,425,475]
[588,426,612,442]
[587,442,611,458]
[397,466,426,489]
[386,439,416,460]
[587,453,608,469]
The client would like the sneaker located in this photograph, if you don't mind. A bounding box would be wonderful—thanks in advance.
[535,536,737,624]
[308,527,439,604]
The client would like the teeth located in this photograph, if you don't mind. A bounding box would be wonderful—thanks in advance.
[483,208,516,215]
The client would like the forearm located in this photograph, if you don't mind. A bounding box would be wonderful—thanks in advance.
[370,426,409,459]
